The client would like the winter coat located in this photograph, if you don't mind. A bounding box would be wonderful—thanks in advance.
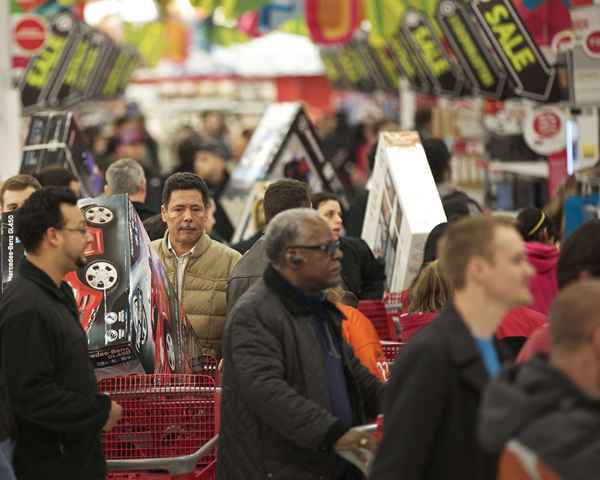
[231,230,262,255]
[517,325,552,363]
[480,356,600,479]
[340,236,385,300]
[217,265,383,480]
[370,302,498,480]
[526,242,559,315]
[226,236,267,313]
[152,232,241,357]
[0,259,111,480]
[497,307,547,360]
[338,304,386,381]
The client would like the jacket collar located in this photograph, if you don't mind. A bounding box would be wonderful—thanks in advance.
[437,302,489,393]
[263,264,344,321]
[18,258,78,316]
[161,230,212,260]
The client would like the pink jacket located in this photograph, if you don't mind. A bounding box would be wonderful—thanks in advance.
[526,242,559,315]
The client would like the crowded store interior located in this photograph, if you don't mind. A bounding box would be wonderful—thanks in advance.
[1,0,600,479]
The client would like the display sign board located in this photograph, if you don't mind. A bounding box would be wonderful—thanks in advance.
[402,9,467,97]
[385,31,433,93]
[20,112,103,197]
[523,106,567,156]
[437,0,507,99]
[471,0,557,102]
[19,11,139,112]
[362,131,447,291]
[222,103,349,230]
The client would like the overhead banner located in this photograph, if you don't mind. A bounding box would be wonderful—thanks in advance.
[402,9,467,97]
[385,32,433,93]
[19,11,139,113]
[436,0,508,99]
[471,0,557,102]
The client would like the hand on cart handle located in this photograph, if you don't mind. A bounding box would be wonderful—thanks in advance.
[103,401,123,432]
[335,427,379,463]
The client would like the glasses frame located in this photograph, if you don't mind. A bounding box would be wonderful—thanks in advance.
[287,239,341,258]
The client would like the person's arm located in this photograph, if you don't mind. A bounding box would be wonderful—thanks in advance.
[370,341,449,480]
[1,309,111,434]
[344,342,384,418]
[358,239,386,300]
[226,303,347,451]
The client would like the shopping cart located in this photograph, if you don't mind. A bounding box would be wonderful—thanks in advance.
[357,300,399,341]
[380,340,404,364]
[98,374,219,480]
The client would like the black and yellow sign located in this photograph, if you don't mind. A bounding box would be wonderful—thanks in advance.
[471,0,555,101]
[402,9,466,97]
[437,0,507,99]
[20,11,79,112]
[386,31,433,93]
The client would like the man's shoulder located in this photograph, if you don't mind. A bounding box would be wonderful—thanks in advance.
[207,237,241,262]
[229,239,267,280]
[228,280,277,319]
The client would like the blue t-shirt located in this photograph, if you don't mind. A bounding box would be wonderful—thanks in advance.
[474,337,501,379]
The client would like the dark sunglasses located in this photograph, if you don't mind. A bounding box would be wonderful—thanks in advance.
[288,239,341,257]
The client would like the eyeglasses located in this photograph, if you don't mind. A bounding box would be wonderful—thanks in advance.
[60,227,88,235]
[288,239,341,258]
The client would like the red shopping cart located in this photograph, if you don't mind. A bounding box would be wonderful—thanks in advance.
[380,341,404,364]
[98,374,219,480]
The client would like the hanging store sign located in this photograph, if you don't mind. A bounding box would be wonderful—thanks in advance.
[437,0,507,99]
[471,0,556,102]
[385,32,433,93]
[402,9,466,97]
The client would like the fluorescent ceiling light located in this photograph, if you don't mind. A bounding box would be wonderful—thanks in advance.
[84,0,159,25]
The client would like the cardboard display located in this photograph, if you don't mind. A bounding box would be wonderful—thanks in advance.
[362,132,447,291]
[1,212,25,295]
[470,0,557,102]
[436,0,508,99]
[65,195,193,379]
[402,9,468,97]
[20,111,103,197]
[221,103,349,233]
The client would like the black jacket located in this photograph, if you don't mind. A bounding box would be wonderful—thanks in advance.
[0,259,111,480]
[370,303,498,480]
[231,230,263,255]
[217,266,383,480]
[480,356,600,479]
[340,236,385,300]
[132,201,156,222]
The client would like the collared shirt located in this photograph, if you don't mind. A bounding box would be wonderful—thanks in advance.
[167,235,196,305]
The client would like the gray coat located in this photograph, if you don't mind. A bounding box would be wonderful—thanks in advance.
[217,265,383,480]
[226,237,268,313]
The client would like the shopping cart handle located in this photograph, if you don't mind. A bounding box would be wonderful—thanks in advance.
[106,434,219,475]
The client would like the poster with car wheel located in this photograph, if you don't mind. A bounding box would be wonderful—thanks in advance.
[221,102,350,243]
[362,131,447,291]
[64,195,193,379]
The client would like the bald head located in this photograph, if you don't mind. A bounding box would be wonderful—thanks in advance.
[551,279,600,355]
[264,208,329,265]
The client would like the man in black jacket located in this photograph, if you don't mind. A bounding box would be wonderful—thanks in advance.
[218,208,383,480]
[0,187,122,480]
[312,192,385,299]
[371,216,534,480]
[480,279,600,478]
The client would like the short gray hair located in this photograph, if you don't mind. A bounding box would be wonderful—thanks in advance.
[105,158,145,195]
[264,208,324,264]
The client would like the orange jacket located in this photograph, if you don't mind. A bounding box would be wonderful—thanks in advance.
[337,304,386,381]
[498,441,560,480]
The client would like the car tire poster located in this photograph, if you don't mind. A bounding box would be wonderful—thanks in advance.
[362,131,447,291]
[221,102,349,241]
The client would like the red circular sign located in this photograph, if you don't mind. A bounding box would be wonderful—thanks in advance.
[585,30,600,57]
[533,112,562,139]
[13,17,46,53]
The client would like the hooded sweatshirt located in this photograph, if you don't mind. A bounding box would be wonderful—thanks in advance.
[526,242,559,315]
[480,356,600,479]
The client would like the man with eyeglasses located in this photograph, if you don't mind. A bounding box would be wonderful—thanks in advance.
[152,173,240,362]
[0,187,122,480]
[218,208,383,480]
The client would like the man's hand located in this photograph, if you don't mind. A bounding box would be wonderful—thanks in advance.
[335,427,379,463]
[102,401,123,432]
